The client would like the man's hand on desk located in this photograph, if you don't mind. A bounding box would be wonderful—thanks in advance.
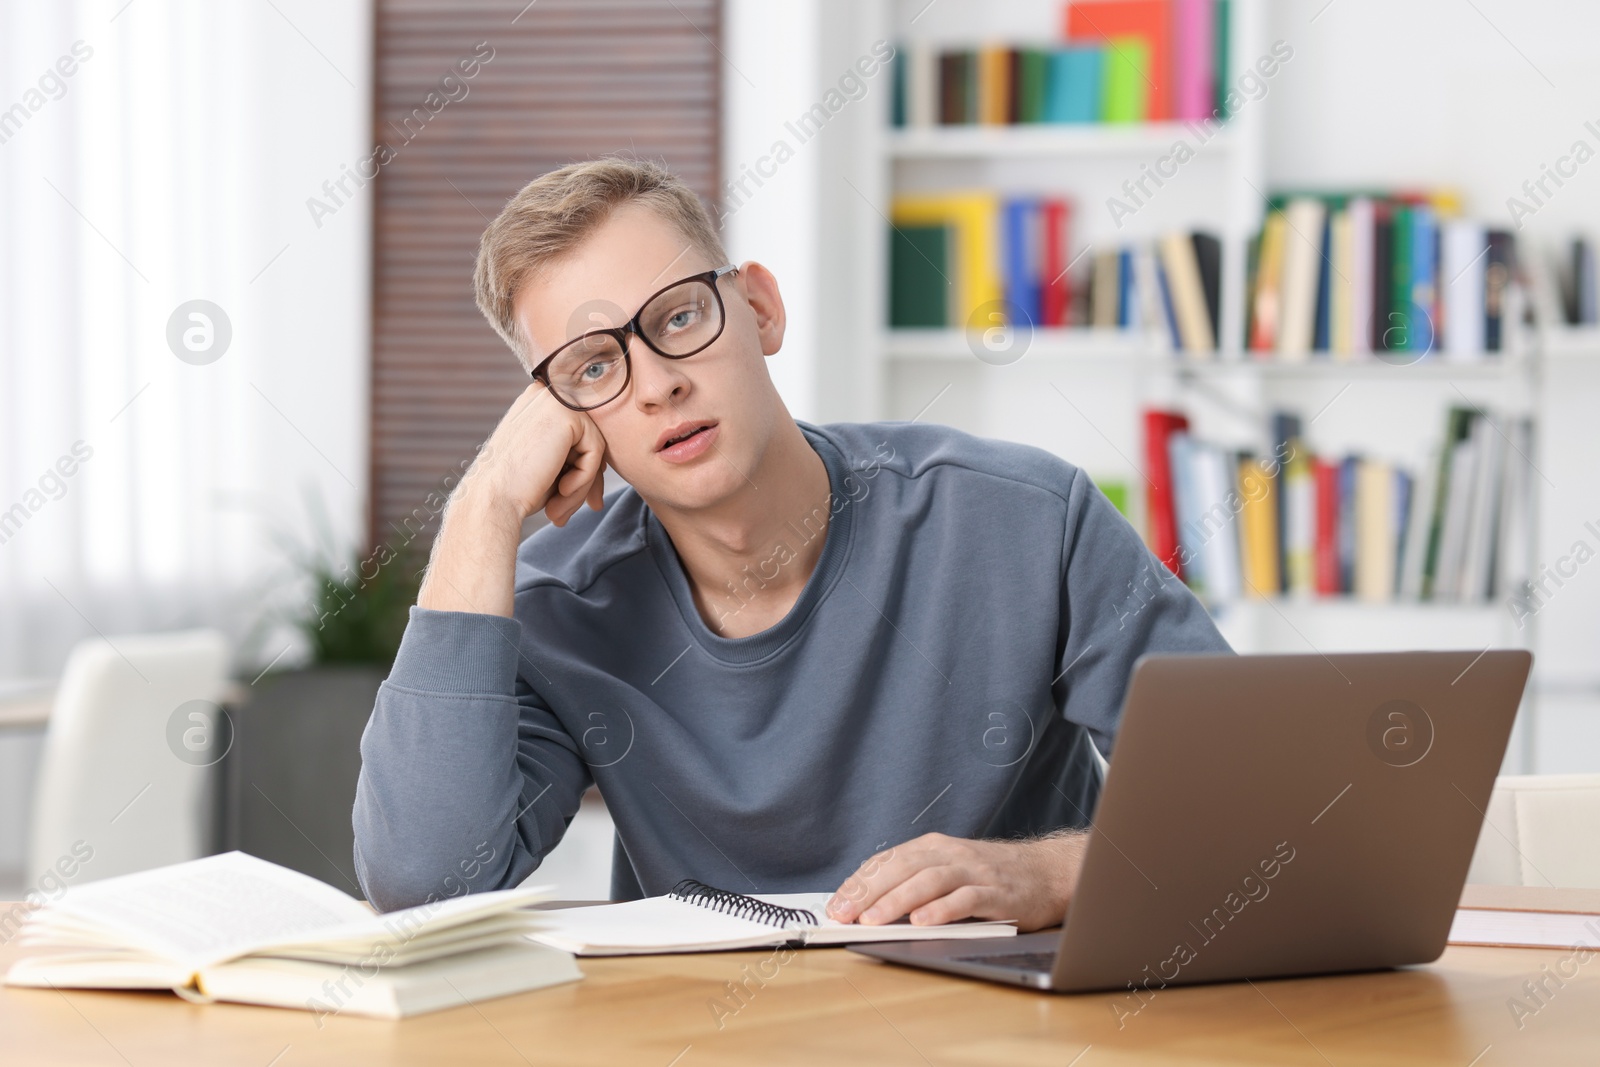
[824,831,1088,934]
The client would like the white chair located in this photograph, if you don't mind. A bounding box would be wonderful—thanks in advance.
[29,630,230,885]
[1466,774,1600,889]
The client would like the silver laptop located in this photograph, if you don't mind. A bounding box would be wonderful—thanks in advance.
[851,650,1532,993]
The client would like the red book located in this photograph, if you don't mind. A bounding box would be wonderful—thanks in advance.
[1313,458,1340,595]
[1064,1,1173,121]
[1040,198,1072,326]
[1143,409,1190,579]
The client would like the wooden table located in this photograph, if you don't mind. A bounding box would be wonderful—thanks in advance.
[3,920,1597,1066]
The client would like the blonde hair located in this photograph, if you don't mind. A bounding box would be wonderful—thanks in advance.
[473,157,727,369]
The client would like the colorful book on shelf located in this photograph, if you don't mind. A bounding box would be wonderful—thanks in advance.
[1213,0,1231,119]
[889,224,951,328]
[1143,409,1190,579]
[1044,47,1103,123]
[1159,231,1216,355]
[1356,460,1395,601]
[1277,197,1326,360]
[1172,0,1215,122]
[1238,456,1279,596]
[1002,198,1044,327]
[1144,404,1532,606]
[1388,202,1413,353]
[1484,231,1515,350]
[1100,36,1151,123]
[1246,190,1515,360]
[1250,209,1288,353]
[1065,0,1172,120]
[891,192,1001,328]
[1040,198,1073,326]
[1271,411,1302,594]
[1313,458,1341,596]
[978,45,1010,125]
[1017,48,1050,122]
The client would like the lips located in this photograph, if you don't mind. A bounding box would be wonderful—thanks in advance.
[655,420,717,452]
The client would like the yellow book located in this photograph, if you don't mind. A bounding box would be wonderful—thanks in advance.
[978,46,1009,125]
[891,192,1000,328]
[1355,459,1396,603]
[1238,457,1279,597]
[1158,232,1215,356]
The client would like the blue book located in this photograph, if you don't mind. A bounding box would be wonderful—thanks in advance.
[1338,456,1360,593]
[1117,250,1134,327]
[1409,205,1437,355]
[1001,199,1041,327]
[1155,258,1182,350]
[1392,469,1413,597]
[1045,48,1103,124]
[1313,210,1332,353]
[1168,432,1208,596]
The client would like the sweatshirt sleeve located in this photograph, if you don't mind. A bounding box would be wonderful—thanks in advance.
[352,606,593,912]
[1052,467,1234,757]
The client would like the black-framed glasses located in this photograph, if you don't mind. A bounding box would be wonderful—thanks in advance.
[530,264,739,411]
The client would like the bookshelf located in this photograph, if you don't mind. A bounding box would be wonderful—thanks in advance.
[820,0,1555,770]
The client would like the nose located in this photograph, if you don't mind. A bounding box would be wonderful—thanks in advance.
[627,334,692,411]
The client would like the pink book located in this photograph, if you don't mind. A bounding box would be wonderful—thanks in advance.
[1172,0,1214,122]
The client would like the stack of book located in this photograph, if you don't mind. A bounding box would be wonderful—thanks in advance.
[889,191,1220,354]
[892,0,1231,127]
[1245,192,1519,361]
[1143,406,1533,605]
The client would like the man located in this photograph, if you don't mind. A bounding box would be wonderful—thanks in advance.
[352,158,1230,930]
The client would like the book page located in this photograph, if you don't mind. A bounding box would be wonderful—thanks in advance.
[29,852,370,969]
[1449,908,1600,949]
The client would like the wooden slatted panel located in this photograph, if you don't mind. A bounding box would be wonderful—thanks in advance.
[370,0,721,546]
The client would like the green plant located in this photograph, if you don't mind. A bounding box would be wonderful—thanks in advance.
[259,487,429,669]
[293,544,425,666]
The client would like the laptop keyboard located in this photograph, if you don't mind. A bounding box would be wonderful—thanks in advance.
[953,950,1058,972]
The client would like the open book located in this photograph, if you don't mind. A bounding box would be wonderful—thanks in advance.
[528,878,1018,956]
[1448,884,1600,950]
[4,852,581,1018]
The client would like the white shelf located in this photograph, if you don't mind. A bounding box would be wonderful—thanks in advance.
[887,122,1239,159]
[1539,327,1600,358]
[885,329,1535,376]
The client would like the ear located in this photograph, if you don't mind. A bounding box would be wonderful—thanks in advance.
[735,261,786,357]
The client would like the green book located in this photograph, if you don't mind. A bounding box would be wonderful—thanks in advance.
[1390,205,1413,351]
[1018,49,1049,123]
[1101,36,1150,123]
[890,224,950,328]
[1214,0,1231,119]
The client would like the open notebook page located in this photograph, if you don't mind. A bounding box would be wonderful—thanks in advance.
[530,893,1016,956]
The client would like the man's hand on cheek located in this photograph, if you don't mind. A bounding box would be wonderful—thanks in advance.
[824,831,1088,934]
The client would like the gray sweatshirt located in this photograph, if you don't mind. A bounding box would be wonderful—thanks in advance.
[352,420,1231,911]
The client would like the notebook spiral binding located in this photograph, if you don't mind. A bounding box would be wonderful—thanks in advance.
[667,879,820,929]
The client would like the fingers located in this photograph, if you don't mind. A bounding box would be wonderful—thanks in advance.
[858,865,972,926]
[544,416,607,526]
[827,834,948,924]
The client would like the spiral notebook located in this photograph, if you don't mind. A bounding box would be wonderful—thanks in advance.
[528,879,1018,957]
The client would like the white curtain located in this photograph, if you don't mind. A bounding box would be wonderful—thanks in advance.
[0,0,372,680]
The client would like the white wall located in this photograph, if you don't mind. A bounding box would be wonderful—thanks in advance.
[0,0,372,889]
[721,0,822,421]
